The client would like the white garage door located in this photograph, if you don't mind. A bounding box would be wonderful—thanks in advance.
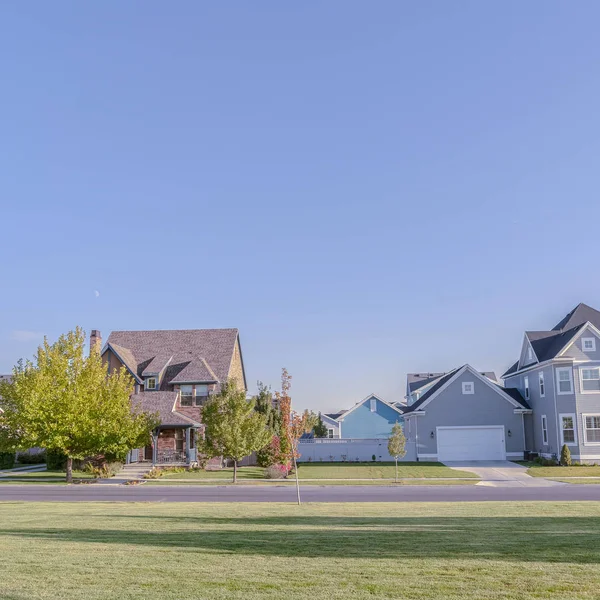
[437,426,506,461]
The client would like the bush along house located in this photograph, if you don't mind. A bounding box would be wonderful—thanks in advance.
[95,328,246,466]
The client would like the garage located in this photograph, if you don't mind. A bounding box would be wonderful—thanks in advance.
[437,426,506,461]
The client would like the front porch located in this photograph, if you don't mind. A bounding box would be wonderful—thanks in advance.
[127,425,199,466]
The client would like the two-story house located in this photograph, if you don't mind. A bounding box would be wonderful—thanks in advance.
[98,328,246,466]
[502,303,600,463]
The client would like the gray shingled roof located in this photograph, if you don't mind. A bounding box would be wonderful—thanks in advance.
[408,371,497,394]
[403,366,529,414]
[106,329,239,388]
[323,411,347,421]
[131,392,200,427]
[502,303,600,378]
[141,353,173,377]
[169,359,218,384]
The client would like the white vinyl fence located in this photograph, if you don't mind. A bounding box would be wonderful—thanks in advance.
[297,438,417,462]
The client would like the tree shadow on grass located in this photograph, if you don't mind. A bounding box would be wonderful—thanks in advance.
[2,516,600,563]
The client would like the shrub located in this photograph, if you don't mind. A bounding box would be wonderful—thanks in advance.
[46,450,67,470]
[0,452,16,470]
[371,454,377,462]
[84,461,123,479]
[144,468,163,479]
[16,451,46,465]
[264,464,288,479]
[560,444,572,466]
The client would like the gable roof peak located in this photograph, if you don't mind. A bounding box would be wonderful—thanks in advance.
[553,303,600,332]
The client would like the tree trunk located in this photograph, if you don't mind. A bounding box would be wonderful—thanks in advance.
[395,458,398,483]
[233,460,237,483]
[66,457,73,484]
[293,453,301,505]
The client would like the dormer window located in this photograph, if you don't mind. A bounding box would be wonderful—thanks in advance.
[195,384,209,406]
[370,398,377,412]
[146,377,157,390]
[582,337,596,352]
[462,382,475,395]
[180,385,193,406]
[527,347,533,362]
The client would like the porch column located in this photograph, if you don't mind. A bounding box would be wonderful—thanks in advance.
[152,430,158,467]
[185,427,191,464]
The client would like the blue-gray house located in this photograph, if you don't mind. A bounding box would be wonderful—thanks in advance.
[324,394,405,439]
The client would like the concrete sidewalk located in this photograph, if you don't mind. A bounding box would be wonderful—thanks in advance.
[443,461,564,487]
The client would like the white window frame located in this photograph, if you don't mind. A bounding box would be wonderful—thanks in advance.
[539,372,545,398]
[146,377,156,390]
[580,367,600,395]
[582,413,600,445]
[555,367,574,395]
[559,413,578,447]
[524,376,530,400]
[370,398,377,412]
[527,346,533,362]
[541,415,548,445]
[327,428,334,439]
[582,337,597,352]
[462,382,475,395]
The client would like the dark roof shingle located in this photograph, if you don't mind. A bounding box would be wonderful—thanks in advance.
[106,329,239,387]
[131,392,200,426]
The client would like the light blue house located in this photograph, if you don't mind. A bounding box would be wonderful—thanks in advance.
[323,394,405,439]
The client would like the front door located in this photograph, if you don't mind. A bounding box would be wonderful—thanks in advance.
[144,445,153,461]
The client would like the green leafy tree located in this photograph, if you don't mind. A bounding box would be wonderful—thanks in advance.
[560,444,572,466]
[254,381,281,431]
[313,413,329,438]
[0,328,159,483]
[201,380,272,482]
[387,422,407,482]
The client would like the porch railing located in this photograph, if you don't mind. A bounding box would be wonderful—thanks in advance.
[156,450,187,464]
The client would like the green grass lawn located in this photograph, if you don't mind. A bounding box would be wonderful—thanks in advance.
[0,470,95,484]
[1,502,600,599]
[159,462,477,481]
[526,464,600,477]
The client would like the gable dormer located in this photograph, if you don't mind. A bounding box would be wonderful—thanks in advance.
[518,334,538,369]
[557,322,600,361]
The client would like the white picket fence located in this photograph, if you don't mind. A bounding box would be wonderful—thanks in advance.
[297,438,416,462]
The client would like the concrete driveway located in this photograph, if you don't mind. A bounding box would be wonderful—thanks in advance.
[443,460,564,487]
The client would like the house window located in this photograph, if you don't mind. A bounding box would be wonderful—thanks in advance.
[560,414,577,445]
[524,376,530,400]
[584,415,600,444]
[175,429,184,453]
[527,347,534,362]
[541,415,548,445]
[556,367,574,395]
[327,428,334,439]
[582,337,597,352]
[180,385,193,407]
[146,377,156,390]
[581,368,600,393]
[539,372,545,397]
[194,384,209,406]
[462,382,474,395]
[370,398,377,412]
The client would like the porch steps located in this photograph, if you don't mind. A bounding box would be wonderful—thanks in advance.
[113,463,153,481]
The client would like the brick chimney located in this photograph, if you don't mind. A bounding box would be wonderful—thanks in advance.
[90,330,102,354]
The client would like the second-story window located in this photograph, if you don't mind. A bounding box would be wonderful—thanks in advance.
[556,367,574,395]
[539,372,545,397]
[146,377,156,390]
[524,376,530,400]
[195,384,209,406]
[180,385,193,406]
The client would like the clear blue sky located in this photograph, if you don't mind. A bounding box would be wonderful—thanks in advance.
[2,2,600,412]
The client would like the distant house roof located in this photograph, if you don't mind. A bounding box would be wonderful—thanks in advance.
[323,410,347,421]
[0,374,12,384]
[131,392,201,427]
[105,329,242,389]
[502,303,600,378]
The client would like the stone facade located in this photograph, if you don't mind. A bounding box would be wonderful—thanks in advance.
[228,338,246,390]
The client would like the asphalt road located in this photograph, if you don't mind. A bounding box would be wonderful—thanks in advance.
[2,484,600,502]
